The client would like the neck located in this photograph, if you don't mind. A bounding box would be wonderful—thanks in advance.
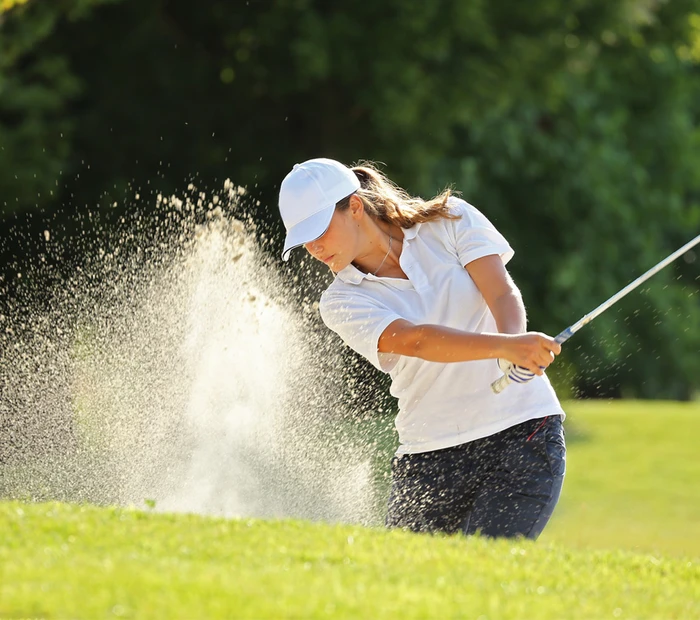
[353,221,400,275]
[372,232,392,276]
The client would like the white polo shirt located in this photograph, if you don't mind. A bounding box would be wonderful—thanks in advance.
[319,197,564,455]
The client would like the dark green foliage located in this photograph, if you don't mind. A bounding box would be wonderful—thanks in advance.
[1,0,699,398]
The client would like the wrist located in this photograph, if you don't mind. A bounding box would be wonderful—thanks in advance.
[490,333,515,361]
[483,333,512,360]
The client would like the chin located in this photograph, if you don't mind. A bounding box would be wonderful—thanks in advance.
[328,259,346,273]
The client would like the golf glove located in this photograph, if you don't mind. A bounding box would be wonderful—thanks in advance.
[497,359,536,384]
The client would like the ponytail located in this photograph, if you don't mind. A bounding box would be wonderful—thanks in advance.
[336,161,459,227]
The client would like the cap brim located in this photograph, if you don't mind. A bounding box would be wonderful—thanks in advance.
[281,204,335,261]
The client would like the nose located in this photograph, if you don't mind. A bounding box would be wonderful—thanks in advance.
[305,239,323,256]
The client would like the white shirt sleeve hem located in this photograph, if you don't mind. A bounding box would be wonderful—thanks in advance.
[459,244,514,268]
[370,314,404,373]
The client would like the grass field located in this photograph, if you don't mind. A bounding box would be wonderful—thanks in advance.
[1,501,698,619]
[2,399,699,618]
[362,399,700,559]
[541,400,700,558]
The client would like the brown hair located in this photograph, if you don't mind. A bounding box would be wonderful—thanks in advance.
[335,161,460,227]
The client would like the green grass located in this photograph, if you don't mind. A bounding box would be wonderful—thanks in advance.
[1,501,698,619]
[360,399,700,560]
[540,400,700,558]
[2,399,699,618]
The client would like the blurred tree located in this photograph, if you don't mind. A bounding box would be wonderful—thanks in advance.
[1,0,29,12]
[0,0,699,399]
[430,0,700,398]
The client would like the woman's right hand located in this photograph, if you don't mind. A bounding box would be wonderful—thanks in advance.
[500,332,561,376]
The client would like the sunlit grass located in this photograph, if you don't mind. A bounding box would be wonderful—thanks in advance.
[3,400,699,617]
[355,399,700,559]
[1,501,698,619]
[541,400,700,558]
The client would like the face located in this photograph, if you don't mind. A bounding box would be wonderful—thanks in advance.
[304,203,360,272]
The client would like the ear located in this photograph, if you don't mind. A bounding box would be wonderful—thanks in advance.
[348,194,364,220]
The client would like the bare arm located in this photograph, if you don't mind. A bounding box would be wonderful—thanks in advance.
[465,254,526,335]
[377,255,560,373]
[377,320,559,375]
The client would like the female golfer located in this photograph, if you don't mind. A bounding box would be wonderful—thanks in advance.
[278,158,566,539]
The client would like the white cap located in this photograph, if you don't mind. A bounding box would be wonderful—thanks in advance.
[279,158,360,261]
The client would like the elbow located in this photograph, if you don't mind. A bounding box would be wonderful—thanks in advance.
[385,324,429,358]
[491,291,527,333]
[379,321,437,359]
[496,287,524,308]
[407,325,428,357]
[406,324,442,360]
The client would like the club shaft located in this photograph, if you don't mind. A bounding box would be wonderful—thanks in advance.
[555,233,700,344]
[492,233,700,393]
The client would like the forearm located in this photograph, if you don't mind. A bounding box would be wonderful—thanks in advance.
[489,289,527,335]
[378,318,560,371]
[396,323,509,363]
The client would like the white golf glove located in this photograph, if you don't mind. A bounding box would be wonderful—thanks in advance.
[497,359,536,384]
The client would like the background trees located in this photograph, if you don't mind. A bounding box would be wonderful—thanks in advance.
[2,0,699,398]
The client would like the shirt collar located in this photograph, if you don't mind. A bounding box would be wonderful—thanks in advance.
[402,222,421,240]
[336,263,366,284]
[335,223,421,285]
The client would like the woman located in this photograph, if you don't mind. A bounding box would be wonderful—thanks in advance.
[278,157,565,539]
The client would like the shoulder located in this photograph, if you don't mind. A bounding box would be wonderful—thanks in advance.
[319,280,363,320]
[444,196,506,238]
[320,280,378,312]
[446,195,468,215]
[320,277,352,306]
[438,196,513,265]
[446,196,486,223]
[319,279,396,323]
[421,196,486,243]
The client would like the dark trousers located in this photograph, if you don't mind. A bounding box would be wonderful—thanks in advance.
[386,415,566,539]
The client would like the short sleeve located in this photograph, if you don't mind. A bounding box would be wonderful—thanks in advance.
[319,290,403,373]
[448,197,514,267]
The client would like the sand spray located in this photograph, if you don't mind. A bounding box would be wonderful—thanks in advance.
[0,182,388,525]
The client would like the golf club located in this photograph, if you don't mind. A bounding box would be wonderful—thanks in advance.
[492,232,700,394]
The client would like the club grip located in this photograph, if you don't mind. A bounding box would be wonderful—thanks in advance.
[490,373,512,394]
[491,328,572,394]
[554,327,574,344]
